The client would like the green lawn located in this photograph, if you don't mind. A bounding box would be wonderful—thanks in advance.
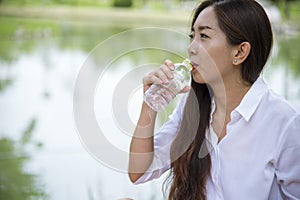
[0,5,190,27]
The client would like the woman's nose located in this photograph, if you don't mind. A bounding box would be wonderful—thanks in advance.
[188,40,198,56]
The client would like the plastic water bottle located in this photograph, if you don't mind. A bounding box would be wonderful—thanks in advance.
[144,59,193,112]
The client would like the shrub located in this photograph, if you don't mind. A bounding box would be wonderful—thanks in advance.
[113,0,132,7]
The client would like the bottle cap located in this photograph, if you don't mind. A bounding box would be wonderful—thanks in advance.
[183,58,193,70]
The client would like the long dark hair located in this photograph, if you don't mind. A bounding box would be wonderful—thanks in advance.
[165,0,273,199]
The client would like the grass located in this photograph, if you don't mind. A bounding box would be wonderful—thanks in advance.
[0,0,111,7]
[0,16,59,39]
[0,1,299,37]
[0,0,181,10]
[0,5,191,29]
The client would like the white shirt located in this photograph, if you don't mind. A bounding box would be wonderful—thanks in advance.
[134,77,300,200]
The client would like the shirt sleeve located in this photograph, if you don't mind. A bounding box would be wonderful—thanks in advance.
[133,93,188,185]
[275,114,300,199]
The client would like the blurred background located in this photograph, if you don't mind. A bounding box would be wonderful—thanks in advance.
[0,0,299,199]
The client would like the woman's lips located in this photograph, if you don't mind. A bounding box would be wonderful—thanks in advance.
[191,62,199,71]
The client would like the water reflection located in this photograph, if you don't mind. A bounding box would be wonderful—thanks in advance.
[0,16,300,200]
[0,119,47,200]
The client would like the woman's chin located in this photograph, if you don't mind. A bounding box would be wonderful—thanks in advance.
[192,73,206,84]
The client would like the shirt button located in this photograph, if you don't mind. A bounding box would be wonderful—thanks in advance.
[232,112,237,118]
[231,112,239,121]
[213,175,217,182]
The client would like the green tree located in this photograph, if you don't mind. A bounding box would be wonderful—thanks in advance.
[275,35,300,78]
[269,0,299,20]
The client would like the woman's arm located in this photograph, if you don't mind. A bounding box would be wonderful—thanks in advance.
[275,114,300,199]
[128,60,175,182]
[128,102,156,182]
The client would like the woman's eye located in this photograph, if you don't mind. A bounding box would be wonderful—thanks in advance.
[188,33,194,40]
[200,33,208,38]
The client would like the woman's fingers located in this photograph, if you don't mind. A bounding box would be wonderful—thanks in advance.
[160,62,174,81]
[180,85,191,93]
[143,75,162,85]
[165,59,175,70]
[143,60,175,92]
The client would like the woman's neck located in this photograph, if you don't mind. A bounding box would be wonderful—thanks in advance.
[210,76,251,116]
[208,76,251,142]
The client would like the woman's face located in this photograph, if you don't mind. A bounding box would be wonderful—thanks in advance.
[188,6,236,85]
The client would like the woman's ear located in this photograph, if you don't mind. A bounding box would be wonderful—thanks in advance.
[232,42,251,65]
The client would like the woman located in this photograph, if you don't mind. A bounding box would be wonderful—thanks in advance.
[129,0,300,199]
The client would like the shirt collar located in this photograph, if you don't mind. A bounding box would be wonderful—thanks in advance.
[235,76,268,122]
[205,77,269,148]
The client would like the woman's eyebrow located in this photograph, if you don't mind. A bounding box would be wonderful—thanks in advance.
[192,25,214,32]
[198,25,214,31]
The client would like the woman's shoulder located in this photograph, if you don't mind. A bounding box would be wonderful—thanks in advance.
[263,87,300,118]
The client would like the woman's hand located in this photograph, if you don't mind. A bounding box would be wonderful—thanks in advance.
[142,59,175,93]
[142,59,191,93]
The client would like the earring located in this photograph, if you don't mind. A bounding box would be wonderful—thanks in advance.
[233,59,238,63]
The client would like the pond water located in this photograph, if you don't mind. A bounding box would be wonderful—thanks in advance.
[0,12,300,200]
